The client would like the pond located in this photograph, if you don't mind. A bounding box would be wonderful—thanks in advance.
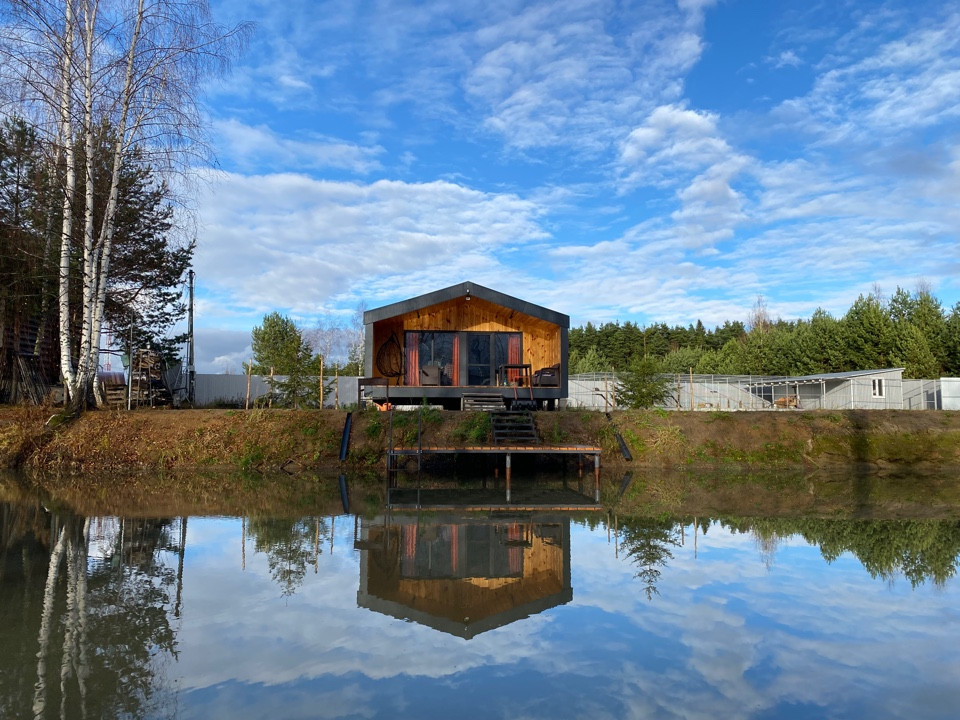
[2,472,959,720]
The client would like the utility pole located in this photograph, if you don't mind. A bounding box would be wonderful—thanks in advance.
[188,269,195,404]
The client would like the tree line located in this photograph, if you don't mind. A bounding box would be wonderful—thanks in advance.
[570,288,960,379]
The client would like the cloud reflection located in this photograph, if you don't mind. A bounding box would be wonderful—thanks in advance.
[152,516,960,718]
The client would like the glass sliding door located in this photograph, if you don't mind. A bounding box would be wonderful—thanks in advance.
[404,330,520,386]
[464,332,521,386]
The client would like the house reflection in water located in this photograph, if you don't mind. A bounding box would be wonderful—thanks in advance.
[357,514,572,638]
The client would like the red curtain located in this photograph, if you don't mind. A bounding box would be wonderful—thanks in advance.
[507,333,522,383]
[451,525,459,574]
[508,523,522,574]
[451,335,460,386]
[404,332,419,386]
[402,524,417,576]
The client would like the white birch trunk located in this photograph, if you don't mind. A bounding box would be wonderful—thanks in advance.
[56,2,78,400]
[90,0,145,407]
[76,0,101,408]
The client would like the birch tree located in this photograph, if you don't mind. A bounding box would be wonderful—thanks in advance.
[0,0,247,410]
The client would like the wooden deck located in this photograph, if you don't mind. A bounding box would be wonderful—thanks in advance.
[388,444,601,455]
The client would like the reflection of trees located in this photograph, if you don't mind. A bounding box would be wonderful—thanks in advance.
[0,506,181,720]
[613,513,960,593]
[247,516,330,596]
[615,516,682,600]
[724,517,960,587]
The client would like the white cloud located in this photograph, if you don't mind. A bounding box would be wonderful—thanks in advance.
[461,1,706,152]
[214,120,384,174]
[770,49,803,68]
[193,170,548,322]
[774,12,960,144]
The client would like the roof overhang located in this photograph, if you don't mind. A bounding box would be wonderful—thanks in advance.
[363,281,569,328]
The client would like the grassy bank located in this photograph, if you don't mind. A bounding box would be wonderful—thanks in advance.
[2,406,959,475]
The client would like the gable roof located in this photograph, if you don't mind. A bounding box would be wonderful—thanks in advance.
[363,281,569,327]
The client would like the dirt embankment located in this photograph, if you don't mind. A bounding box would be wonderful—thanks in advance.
[2,405,960,476]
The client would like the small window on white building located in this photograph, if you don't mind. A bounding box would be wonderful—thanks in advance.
[872,378,885,398]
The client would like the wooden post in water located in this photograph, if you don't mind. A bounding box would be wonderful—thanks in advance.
[505,453,512,502]
[594,454,601,502]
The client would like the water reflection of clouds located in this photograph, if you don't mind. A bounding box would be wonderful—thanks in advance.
[167,517,960,720]
[566,520,960,719]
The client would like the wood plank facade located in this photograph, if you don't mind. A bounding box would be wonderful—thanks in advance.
[363,282,569,408]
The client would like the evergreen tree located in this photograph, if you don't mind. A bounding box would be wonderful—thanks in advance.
[250,312,323,408]
[891,322,940,379]
[842,294,894,370]
[569,346,611,374]
[945,302,960,376]
[660,346,704,375]
[615,355,672,408]
[793,309,846,374]
[889,285,947,374]
[0,117,57,358]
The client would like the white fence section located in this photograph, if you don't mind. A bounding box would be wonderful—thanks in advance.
[193,374,359,408]
[902,380,942,410]
[942,378,960,410]
[567,373,946,411]
[567,373,619,411]
[190,372,949,411]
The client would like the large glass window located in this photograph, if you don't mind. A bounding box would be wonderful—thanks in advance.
[465,332,520,386]
[405,331,457,386]
[404,330,520,386]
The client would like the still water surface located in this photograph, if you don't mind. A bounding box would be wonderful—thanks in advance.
[2,496,959,719]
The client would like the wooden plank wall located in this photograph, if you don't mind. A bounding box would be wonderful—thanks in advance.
[370,296,561,381]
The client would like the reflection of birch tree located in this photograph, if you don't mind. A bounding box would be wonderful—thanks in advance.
[247,517,330,596]
[3,511,181,720]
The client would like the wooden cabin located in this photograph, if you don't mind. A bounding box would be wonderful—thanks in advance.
[363,281,568,409]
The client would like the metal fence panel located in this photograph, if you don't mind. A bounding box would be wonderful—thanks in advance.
[193,374,359,408]
[568,373,940,411]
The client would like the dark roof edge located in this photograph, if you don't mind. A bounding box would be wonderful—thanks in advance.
[363,281,569,327]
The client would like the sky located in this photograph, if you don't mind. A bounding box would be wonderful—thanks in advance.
[189,0,960,373]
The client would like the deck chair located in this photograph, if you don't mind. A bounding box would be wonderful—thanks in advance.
[532,363,560,387]
[420,365,440,386]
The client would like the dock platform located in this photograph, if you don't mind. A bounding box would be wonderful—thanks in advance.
[386,444,602,503]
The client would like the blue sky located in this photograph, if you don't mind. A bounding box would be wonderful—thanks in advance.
[191,0,960,372]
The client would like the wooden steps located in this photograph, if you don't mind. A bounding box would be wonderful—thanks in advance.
[490,410,539,446]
